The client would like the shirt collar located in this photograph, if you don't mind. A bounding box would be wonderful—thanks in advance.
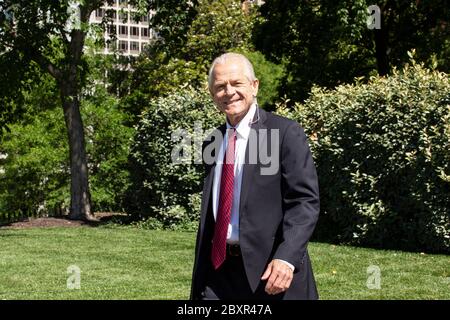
[226,103,257,140]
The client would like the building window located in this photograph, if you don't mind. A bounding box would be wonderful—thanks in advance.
[119,40,128,52]
[119,0,127,7]
[130,41,139,52]
[140,15,148,23]
[141,27,149,38]
[119,25,128,36]
[95,8,104,18]
[130,26,139,37]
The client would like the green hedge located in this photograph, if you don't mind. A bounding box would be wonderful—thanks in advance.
[277,62,450,253]
[126,63,449,252]
[125,88,223,227]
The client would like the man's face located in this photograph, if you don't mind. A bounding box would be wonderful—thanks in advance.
[210,59,259,126]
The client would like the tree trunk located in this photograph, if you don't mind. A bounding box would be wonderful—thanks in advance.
[374,1,393,76]
[28,4,100,221]
[61,24,95,221]
[374,28,389,76]
[60,82,95,221]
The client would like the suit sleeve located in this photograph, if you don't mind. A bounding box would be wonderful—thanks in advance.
[273,122,320,271]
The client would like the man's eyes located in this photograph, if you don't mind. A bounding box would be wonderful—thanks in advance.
[215,82,246,90]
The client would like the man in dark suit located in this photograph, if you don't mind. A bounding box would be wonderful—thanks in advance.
[190,53,320,300]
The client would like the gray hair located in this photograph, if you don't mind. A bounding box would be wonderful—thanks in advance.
[207,52,256,91]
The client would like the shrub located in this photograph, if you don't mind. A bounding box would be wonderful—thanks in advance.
[83,92,135,212]
[126,88,222,226]
[278,61,450,253]
[0,108,69,221]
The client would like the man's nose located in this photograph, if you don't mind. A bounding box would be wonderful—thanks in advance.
[224,83,236,95]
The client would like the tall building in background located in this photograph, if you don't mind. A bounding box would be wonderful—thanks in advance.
[89,1,264,56]
[89,0,155,57]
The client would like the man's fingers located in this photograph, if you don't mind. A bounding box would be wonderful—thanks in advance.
[261,261,273,280]
[263,260,294,295]
[265,271,279,294]
[268,272,288,294]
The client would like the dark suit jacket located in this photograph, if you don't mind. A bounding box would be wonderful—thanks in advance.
[190,107,320,300]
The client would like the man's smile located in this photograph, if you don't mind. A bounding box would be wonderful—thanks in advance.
[224,99,242,106]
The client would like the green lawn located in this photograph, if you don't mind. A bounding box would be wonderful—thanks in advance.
[0,225,448,300]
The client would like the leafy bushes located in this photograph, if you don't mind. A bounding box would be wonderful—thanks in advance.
[0,108,69,221]
[127,62,449,252]
[278,62,450,253]
[125,88,222,227]
[83,93,134,212]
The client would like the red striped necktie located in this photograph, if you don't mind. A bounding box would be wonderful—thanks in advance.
[211,128,237,270]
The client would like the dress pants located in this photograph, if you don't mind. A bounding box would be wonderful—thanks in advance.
[201,252,285,300]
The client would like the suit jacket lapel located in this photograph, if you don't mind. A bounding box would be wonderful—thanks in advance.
[199,124,226,234]
[239,107,268,218]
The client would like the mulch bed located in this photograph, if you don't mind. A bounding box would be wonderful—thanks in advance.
[0,213,127,229]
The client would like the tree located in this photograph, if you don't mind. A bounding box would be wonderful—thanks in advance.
[136,0,257,92]
[371,0,449,76]
[0,0,145,220]
[0,0,99,220]
[0,81,134,220]
[146,0,199,58]
[123,0,282,120]
[254,0,450,102]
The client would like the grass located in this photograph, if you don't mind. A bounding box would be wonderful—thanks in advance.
[0,225,449,300]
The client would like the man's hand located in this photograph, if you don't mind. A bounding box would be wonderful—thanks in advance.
[261,259,294,295]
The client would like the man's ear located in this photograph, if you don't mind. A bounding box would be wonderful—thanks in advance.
[252,79,259,98]
[252,79,260,97]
